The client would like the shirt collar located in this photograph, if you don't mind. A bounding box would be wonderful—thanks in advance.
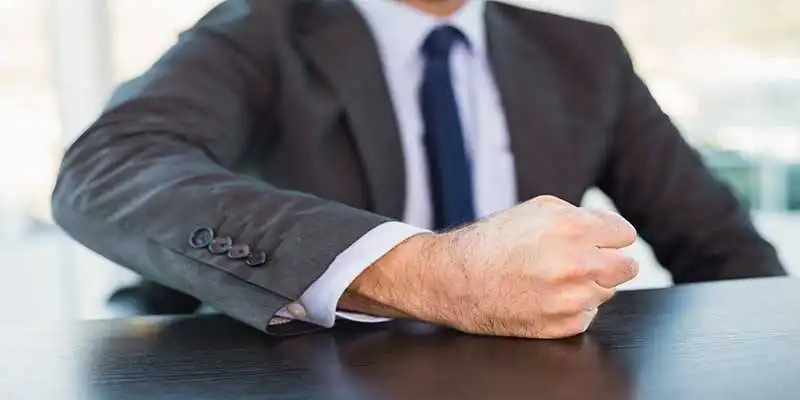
[351,0,487,67]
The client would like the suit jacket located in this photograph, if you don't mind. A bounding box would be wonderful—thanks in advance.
[51,0,785,334]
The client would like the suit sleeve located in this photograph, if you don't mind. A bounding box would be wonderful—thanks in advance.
[50,0,390,333]
[290,222,428,327]
[596,29,786,283]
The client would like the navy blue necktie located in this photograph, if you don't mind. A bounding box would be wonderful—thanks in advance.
[420,26,476,231]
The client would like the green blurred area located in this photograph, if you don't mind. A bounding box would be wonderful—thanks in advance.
[789,164,800,210]
[704,148,800,211]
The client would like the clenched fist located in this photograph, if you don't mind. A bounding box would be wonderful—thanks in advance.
[343,195,639,339]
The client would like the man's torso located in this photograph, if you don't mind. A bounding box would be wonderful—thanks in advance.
[227,0,625,220]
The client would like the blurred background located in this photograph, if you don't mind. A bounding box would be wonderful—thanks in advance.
[0,0,797,324]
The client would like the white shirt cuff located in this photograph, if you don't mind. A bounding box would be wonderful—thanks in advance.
[275,221,430,328]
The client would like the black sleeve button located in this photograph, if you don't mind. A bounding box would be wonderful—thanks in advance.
[227,244,252,260]
[189,228,215,249]
[246,251,268,267]
[208,237,234,254]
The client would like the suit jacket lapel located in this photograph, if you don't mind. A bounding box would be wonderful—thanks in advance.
[295,0,406,219]
[486,3,568,203]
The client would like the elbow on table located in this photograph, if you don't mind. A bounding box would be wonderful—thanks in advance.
[50,129,122,247]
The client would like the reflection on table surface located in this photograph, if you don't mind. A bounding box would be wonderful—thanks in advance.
[1,277,799,400]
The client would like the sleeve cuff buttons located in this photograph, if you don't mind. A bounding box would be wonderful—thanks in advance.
[246,251,268,267]
[189,227,215,249]
[209,237,234,254]
[189,228,268,268]
[227,244,251,260]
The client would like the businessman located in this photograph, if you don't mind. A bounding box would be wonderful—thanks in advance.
[52,0,785,338]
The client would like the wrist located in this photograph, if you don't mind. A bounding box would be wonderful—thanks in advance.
[343,233,439,319]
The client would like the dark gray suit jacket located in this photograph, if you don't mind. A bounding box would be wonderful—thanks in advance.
[51,0,785,333]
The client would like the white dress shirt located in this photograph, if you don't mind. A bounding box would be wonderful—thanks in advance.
[276,0,517,327]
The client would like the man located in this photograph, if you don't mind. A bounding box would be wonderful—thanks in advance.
[51,0,785,339]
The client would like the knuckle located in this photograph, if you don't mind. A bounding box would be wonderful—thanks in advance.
[556,211,585,227]
[551,257,590,282]
[532,195,568,207]
[618,224,638,245]
[550,264,582,282]
[616,255,640,280]
[594,249,639,286]
[609,221,638,246]
[553,212,592,238]
[589,209,638,244]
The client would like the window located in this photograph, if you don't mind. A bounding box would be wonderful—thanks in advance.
[615,0,800,212]
[0,0,222,324]
[110,0,221,83]
[0,0,66,323]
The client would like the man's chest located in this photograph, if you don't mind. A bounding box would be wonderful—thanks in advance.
[249,43,615,217]
[255,86,611,217]
[380,46,517,223]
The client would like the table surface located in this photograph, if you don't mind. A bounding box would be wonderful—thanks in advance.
[1,277,799,400]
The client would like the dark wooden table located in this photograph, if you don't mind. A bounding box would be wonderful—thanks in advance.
[1,277,799,400]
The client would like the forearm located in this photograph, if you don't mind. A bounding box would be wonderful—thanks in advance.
[340,232,447,321]
[53,130,389,331]
[50,0,397,333]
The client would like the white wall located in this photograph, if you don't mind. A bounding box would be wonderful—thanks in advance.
[50,0,117,320]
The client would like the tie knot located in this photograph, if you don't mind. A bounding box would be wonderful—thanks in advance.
[422,25,467,59]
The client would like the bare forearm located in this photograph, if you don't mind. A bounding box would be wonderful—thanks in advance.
[336,196,640,339]
[339,233,443,320]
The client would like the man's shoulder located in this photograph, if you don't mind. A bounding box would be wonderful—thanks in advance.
[184,0,316,47]
[193,0,364,36]
[488,1,622,49]
[188,0,283,32]
[190,0,309,30]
